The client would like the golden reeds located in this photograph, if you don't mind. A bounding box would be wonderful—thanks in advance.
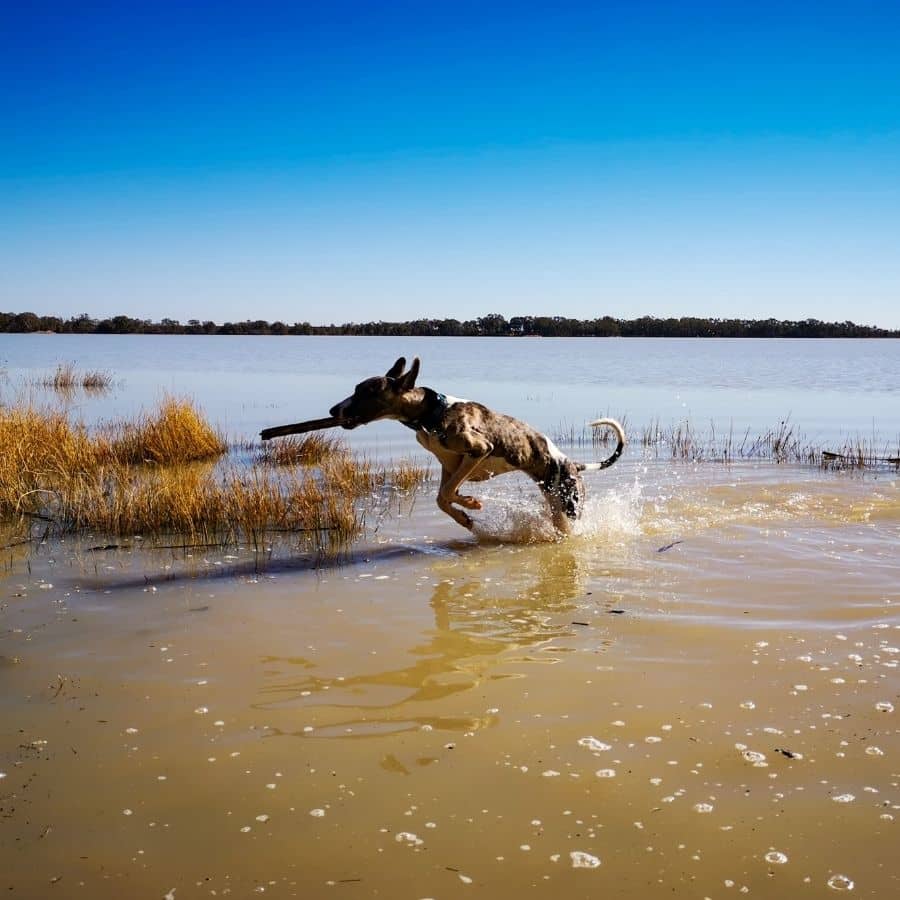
[107,397,227,465]
[258,432,346,466]
[388,459,431,491]
[0,399,378,550]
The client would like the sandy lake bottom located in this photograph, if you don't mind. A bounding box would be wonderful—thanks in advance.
[1,457,898,899]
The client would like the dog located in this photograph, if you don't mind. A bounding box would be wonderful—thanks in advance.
[269,357,625,534]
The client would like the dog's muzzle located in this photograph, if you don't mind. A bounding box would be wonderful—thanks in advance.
[328,401,362,429]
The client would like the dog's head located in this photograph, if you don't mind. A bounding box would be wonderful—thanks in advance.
[328,357,420,428]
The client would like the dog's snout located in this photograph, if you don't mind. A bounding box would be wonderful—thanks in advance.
[329,402,341,418]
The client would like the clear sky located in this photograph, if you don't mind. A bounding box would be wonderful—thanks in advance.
[3,1,899,327]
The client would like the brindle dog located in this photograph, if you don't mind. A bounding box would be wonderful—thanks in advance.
[265,357,625,534]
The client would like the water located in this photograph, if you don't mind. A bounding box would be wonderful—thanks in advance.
[1,334,898,898]
[2,333,898,446]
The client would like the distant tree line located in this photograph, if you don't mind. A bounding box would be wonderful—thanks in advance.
[1,310,897,339]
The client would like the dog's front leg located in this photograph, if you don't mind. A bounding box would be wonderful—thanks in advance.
[436,451,491,529]
[436,466,476,529]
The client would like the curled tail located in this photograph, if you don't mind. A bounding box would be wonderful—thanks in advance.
[578,418,626,471]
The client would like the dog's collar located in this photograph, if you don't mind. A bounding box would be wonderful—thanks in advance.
[401,388,449,434]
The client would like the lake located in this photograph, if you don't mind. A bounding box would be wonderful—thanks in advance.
[1,334,898,899]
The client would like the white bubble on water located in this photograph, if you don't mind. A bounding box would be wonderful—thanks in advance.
[194,706,209,715]
[395,831,424,846]
[578,736,612,754]
[740,700,756,710]
[255,814,269,822]
[875,701,894,713]
[570,850,601,868]
[693,803,714,814]
[826,874,855,891]
[122,808,133,816]
[742,750,768,767]
[832,794,855,803]
[542,770,561,777]
[865,746,884,756]
[595,768,617,778]
[309,808,325,817]
[765,850,789,865]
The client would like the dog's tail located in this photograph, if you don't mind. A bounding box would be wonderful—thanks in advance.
[578,418,626,471]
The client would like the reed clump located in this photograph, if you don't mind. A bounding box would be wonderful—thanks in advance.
[0,399,377,550]
[259,433,347,466]
[388,459,431,491]
[0,404,102,518]
[108,397,227,465]
[556,416,898,469]
[38,363,114,393]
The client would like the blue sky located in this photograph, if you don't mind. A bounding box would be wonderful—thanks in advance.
[3,1,899,327]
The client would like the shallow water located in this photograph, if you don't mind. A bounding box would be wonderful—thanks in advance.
[2,456,898,898]
[1,336,899,897]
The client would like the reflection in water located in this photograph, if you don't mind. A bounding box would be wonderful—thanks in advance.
[257,547,593,737]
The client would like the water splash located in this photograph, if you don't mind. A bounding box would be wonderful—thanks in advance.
[470,474,645,545]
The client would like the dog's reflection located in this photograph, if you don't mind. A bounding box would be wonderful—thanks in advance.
[256,547,600,737]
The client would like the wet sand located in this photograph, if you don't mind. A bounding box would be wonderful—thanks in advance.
[2,459,898,898]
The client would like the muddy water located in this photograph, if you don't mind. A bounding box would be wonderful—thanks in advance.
[2,457,897,899]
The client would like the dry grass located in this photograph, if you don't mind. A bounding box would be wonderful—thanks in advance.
[107,397,227,465]
[0,399,388,551]
[388,459,432,491]
[555,416,898,469]
[38,363,114,393]
[258,433,347,466]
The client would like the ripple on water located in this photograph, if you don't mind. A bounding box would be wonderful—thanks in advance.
[827,874,855,891]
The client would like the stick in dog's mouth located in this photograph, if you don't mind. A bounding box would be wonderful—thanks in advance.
[259,416,353,441]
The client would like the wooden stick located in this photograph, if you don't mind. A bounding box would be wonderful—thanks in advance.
[260,416,344,441]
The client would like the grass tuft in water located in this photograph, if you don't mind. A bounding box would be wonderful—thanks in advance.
[36,363,115,393]
[258,433,347,466]
[107,397,227,465]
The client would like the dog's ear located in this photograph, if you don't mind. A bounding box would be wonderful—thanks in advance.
[396,356,420,391]
[385,358,406,379]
